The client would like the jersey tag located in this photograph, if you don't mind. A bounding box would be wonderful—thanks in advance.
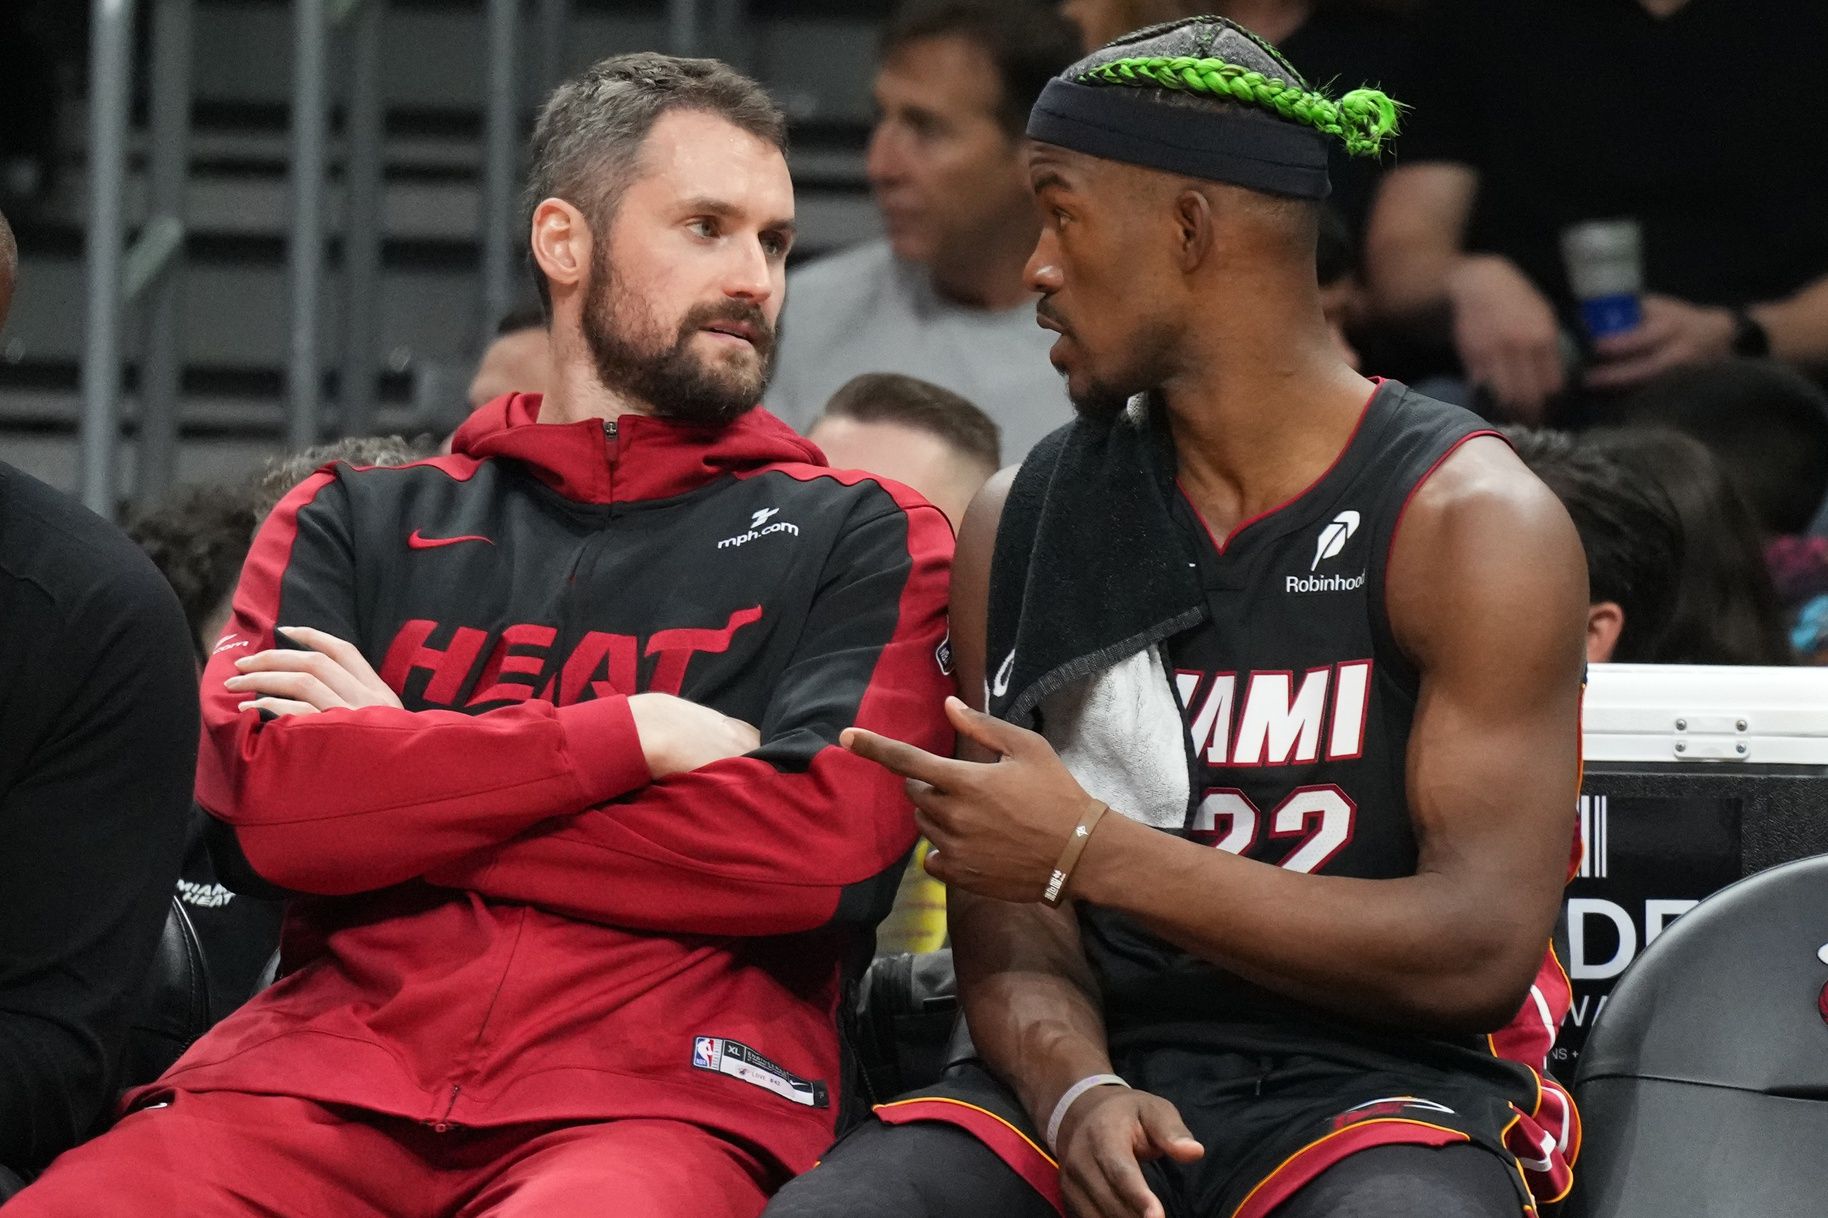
[691,1036,829,1108]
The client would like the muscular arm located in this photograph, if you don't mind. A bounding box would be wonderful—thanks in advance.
[946,471,1116,1126]
[1072,437,1587,1032]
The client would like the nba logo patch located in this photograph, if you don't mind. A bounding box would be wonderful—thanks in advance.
[693,1037,722,1069]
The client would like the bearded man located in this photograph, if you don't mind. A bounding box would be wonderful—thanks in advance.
[6,53,953,1218]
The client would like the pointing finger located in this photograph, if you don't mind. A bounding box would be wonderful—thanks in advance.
[943,696,1030,758]
[841,727,963,788]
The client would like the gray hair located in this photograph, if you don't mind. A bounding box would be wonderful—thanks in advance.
[523,52,787,314]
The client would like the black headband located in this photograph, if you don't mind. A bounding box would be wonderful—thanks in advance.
[1026,77,1331,200]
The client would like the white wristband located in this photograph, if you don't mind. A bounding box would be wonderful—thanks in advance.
[1046,1073,1130,1152]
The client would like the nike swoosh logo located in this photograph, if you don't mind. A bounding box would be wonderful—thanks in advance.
[407,530,493,550]
[991,650,1015,698]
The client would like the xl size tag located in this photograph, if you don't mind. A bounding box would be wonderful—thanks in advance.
[691,1036,829,1109]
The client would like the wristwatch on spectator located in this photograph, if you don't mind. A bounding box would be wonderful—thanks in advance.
[1729,307,1771,358]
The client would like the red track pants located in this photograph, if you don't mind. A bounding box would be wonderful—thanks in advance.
[6,1089,777,1218]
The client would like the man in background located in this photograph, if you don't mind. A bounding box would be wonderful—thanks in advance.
[468,309,552,413]
[809,372,1000,528]
[0,207,197,1187]
[768,0,1079,460]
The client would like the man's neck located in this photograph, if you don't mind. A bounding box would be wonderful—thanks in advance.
[536,355,653,426]
[924,216,1040,312]
[1161,322,1373,539]
[1217,0,1314,46]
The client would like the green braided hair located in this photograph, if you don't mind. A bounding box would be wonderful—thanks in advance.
[1064,16,1403,159]
[1078,53,1401,158]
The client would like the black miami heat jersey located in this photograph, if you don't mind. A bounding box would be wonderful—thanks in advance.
[1079,383,1557,1066]
[877,383,1579,1212]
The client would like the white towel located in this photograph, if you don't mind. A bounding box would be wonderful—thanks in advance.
[1039,645,1189,830]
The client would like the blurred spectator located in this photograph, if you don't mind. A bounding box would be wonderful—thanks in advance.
[1318,204,1362,370]
[1507,426,1680,663]
[1365,0,1828,422]
[1611,359,1828,539]
[128,484,259,664]
[0,209,196,1184]
[468,309,552,413]
[768,0,1079,459]
[1056,1,1414,230]
[255,434,435,517]
[1770,535,1828,664]
[808,372,1000,526]
[1589,427,1793,667]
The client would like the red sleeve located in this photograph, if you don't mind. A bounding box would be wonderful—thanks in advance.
[198,472,650,895]
[425,496,956,936]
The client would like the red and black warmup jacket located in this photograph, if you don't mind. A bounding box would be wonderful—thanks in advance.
[134,394,954,1176]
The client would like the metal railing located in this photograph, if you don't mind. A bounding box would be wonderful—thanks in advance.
[77,0,737,517]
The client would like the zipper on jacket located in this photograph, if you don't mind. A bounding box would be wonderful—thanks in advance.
[603,418,619,510]
[430,1083,462,1133]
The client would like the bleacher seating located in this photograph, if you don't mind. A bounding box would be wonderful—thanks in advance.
[0,0,891,493]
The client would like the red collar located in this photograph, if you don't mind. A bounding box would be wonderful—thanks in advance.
[452,393,825,504]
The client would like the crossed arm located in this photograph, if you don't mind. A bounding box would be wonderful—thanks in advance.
[206,471,953,934]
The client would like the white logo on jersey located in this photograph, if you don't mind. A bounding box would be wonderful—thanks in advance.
[1175,660,1371,766]
[718,507,800,549]
[1286,572,1366,594]
[991,650,1016,699]
[1311,510,1361,571]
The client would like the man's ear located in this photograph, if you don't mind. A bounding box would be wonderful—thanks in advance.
[1587,601,1626,663]
[1173,186,1215,274]
[529,198,595,300]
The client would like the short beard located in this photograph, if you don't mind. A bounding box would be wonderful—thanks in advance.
[1065,334,1173,426]
[1068,376,1136,425]
[581,253,776,428]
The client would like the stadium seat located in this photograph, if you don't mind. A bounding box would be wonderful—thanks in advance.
[118,895,213,1092]
[1569,853,1828,1217]
[855,949,958,1104]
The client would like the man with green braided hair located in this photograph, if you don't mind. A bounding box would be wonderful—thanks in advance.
[766,15,1589,1218]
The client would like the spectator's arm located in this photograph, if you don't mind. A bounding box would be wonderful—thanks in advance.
[1753,272,1828,367]
[1362,162,1479,324]
[426,495,956,936]
[1366,163,1567,418]
[200,472,649,897]
[0,562,195,1172]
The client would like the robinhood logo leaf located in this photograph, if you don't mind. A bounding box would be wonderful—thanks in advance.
[1311,510,1361,571]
